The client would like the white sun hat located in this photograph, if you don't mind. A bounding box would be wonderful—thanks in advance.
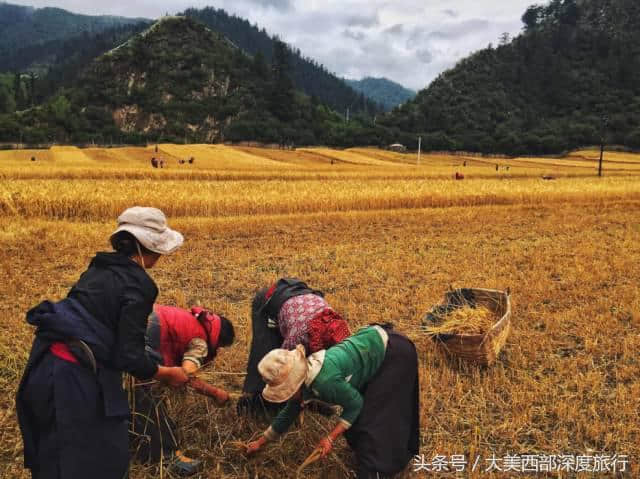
[111,206,183,255]
[259,345,308,403]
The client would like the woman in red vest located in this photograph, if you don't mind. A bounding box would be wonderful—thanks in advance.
[131,304,235,476]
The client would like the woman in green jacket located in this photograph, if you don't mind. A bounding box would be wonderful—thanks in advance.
[246,325,420,479]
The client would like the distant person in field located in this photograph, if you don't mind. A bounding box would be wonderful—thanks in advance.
[16,207,188,479]
[237,278,350,418]
[130,305,235,476]
[245,325,420,479]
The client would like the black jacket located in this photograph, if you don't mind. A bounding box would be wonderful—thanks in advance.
[67,252,159,379]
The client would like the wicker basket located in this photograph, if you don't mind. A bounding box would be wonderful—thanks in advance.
[422,288,511,366]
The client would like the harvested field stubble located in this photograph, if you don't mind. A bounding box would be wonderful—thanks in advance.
[1,146,639,478]
[3,145,640,181]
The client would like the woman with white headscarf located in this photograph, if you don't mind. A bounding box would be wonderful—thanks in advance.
[246,324,420,479]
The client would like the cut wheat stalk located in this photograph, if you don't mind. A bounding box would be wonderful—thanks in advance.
[228,440,250,452]
[296,448,323,478]
[424,305,496,335]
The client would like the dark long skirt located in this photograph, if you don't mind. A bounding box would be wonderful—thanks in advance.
[129,384,178,463]
[345,331,420,477]
[20,354,129,479]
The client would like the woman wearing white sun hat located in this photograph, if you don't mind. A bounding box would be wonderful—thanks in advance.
[17,207,188,479]
[246,324,420,479]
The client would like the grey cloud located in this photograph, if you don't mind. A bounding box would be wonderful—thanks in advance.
[317,37,437,91]
[345,12,379,28]
[416,48,433,64]
[249,0,293,11]
[407,19,490,48]
[436,19,490,39]
[425,31,450,41]
[384,24,404,36]
[343,29,366,41]
[442,9,459,18]
[267,7,379,39]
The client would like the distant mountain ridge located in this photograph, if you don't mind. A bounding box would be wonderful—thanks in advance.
[345,77,416,111]
[3,16,386,147]
[0,2,148,67]
[0,2,383,116]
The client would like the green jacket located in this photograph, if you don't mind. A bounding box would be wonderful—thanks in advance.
[269,326,386,437]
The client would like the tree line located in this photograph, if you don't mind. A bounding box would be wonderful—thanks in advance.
[382,0,640,154]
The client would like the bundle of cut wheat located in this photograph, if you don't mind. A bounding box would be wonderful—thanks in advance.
[424,305,496,336]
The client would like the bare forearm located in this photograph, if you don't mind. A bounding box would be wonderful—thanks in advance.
[181,359,199,375]
[154,365,189,387]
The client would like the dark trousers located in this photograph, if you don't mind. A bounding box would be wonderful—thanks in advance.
[345,331,420,477]
[21,354,129,479]
[129,384,178,463]
[237,289,285,419]
[242,289,283,395]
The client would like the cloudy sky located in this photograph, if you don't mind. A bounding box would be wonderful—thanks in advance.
[13,0,536,91]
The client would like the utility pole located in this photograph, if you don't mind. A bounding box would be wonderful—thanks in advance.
[417,136,422,165]
[598,141,604,177]
[346,107,350,123]
[598,116,608,177]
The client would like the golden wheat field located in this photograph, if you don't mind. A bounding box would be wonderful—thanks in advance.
[0,145,639,478]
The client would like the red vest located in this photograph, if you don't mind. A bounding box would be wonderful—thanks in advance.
[154,305,220,367]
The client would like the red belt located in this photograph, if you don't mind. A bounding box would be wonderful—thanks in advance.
[50,342,79,364]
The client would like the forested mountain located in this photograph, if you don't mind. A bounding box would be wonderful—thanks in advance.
[0,3,381,118]
[3,22,150,108]
[3,0,638,152]
[383,0,640,154]
[0,3,147,70]
[183,7,381,116]
[346,77,416,111]
[0,17,382,146]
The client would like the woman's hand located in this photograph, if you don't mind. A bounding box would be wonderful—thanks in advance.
[246,436,267,456]
[212,388,230,406]
[317,422,347,457]
[154,366,189,387]
[317,437,333,458]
